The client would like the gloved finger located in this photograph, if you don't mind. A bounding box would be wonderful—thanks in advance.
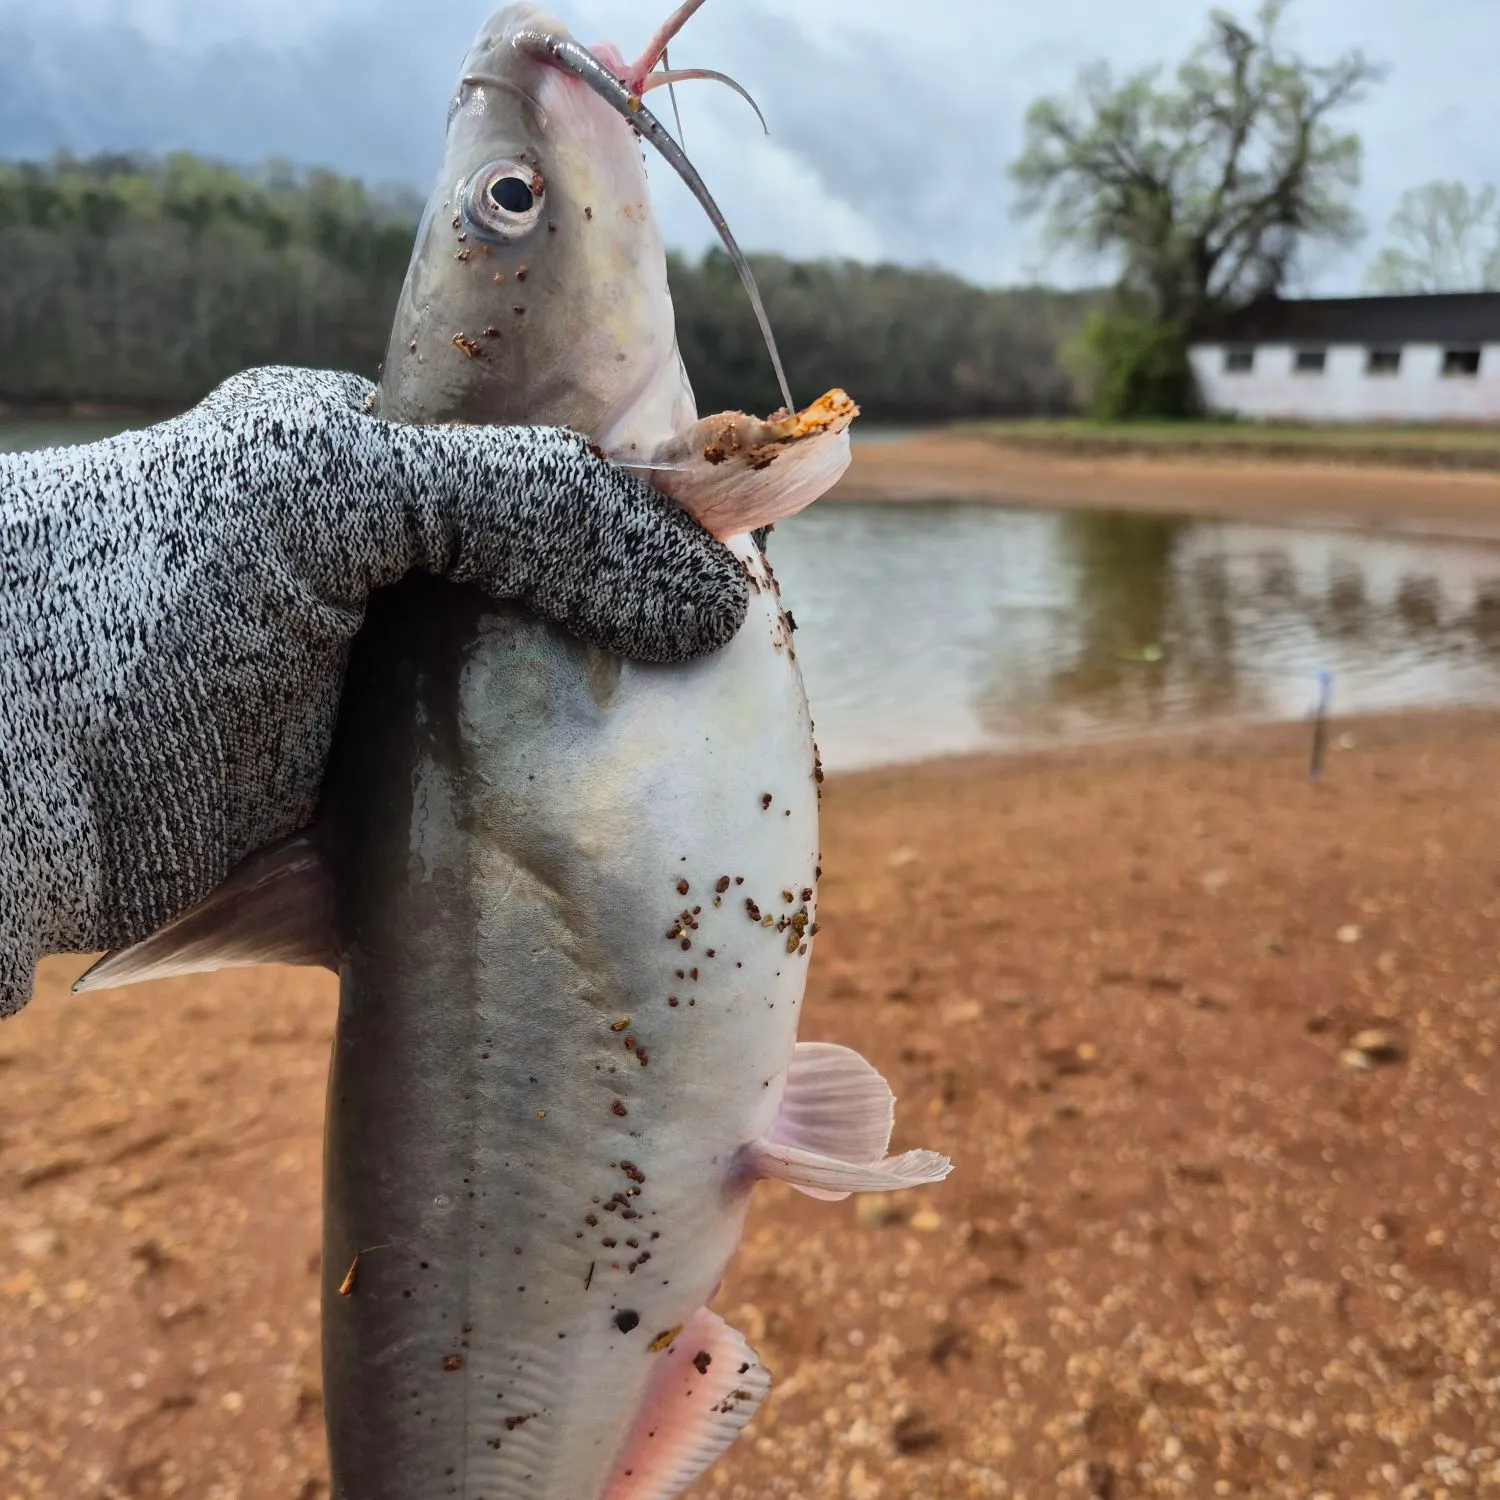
[198,366,750,662]
[193,366,376,425]
[381,419,751,664]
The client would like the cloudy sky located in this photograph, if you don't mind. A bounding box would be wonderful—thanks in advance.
[0,0,1495,290]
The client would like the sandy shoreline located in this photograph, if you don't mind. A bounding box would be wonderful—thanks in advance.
[838,432,1500,532]
[1,707,1496,1497]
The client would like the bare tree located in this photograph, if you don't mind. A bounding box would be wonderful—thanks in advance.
[1011,0,1384,330]
[1364,181,1500,293]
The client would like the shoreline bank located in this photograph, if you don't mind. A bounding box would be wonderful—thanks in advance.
[836,431,1500,533]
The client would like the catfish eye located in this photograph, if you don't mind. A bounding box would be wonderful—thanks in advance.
[462,160,545,240]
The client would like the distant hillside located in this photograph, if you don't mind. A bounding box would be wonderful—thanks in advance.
[0,152,1097,420]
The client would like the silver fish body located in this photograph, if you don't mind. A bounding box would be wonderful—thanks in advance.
[320,551,814,1496]
[74,7,947,1496]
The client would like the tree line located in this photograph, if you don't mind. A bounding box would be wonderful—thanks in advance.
[0,152,1094,421]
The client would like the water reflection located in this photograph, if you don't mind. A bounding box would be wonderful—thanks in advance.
[771,502,1500,770]
[0,415,146,454]
[1322,563,1370,639]
[1395,576,1442,633]
[980,512,1257,740]
[1048,512,1185,702]
[1474,584,1500,645]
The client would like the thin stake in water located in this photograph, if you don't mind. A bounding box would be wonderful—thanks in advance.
[1309,669,1333,781]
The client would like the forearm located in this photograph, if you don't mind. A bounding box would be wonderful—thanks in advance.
[0,435,331,957]
[1,437,232,996]
[0,676,100,1014]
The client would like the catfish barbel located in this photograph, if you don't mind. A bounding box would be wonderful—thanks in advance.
[78,5,950,1496]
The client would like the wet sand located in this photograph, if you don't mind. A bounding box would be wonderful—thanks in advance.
[840,434,1500,533]
[2,708,1497,1498]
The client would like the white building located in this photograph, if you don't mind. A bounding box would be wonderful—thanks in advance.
[1189,292,1500,424]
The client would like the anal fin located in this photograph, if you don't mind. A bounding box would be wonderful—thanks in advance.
[73,832,336,993]
[751,1040,953,1202]
[605,1307,770,1500]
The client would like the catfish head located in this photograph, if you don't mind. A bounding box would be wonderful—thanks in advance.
[375,2,790,459]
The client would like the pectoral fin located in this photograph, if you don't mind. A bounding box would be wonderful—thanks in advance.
[624,390,858,540]
[605,1307,770,1500]
[72,833,337,993]
[751,1040,953,1202]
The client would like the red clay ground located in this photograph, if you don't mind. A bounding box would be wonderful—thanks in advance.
[1,710,1498,1499]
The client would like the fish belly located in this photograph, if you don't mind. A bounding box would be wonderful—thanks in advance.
[320,546,817,1499]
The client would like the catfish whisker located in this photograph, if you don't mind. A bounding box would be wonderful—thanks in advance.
[518,29,793,414]
[640,67,769,135]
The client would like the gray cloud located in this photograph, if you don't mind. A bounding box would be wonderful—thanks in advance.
[1,0,1496,290]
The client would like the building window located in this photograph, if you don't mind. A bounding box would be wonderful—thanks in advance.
[1442,347,1482,377]
[1224,347,1254,374]
[1366,347,1402,375]
[1294,348,1327,374]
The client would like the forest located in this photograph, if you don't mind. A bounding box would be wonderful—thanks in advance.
[0,152,1093,421]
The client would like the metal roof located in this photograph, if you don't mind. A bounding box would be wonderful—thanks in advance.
[1194,292,1500,347]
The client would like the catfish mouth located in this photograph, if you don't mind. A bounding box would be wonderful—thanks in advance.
[511,21,794,417]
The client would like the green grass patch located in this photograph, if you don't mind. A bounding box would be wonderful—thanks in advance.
[963,418,1500,471]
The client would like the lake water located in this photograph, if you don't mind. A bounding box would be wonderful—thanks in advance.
[0,415,149,453]
[7,416,1500,771]
[774,503,1500,769]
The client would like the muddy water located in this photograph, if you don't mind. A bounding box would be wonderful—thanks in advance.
[772,502,1500,770]
[9,418,1500,772]
[0,415,148,453]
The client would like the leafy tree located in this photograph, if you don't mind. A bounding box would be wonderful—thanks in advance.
[1062,310,1198,421]
[1012,0,1383,415]
[1364,181,1500,293]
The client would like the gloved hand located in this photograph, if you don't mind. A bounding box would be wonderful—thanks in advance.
[0,366,749,1015]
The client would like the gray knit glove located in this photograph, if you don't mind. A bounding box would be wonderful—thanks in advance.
[0,365,748,1015]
